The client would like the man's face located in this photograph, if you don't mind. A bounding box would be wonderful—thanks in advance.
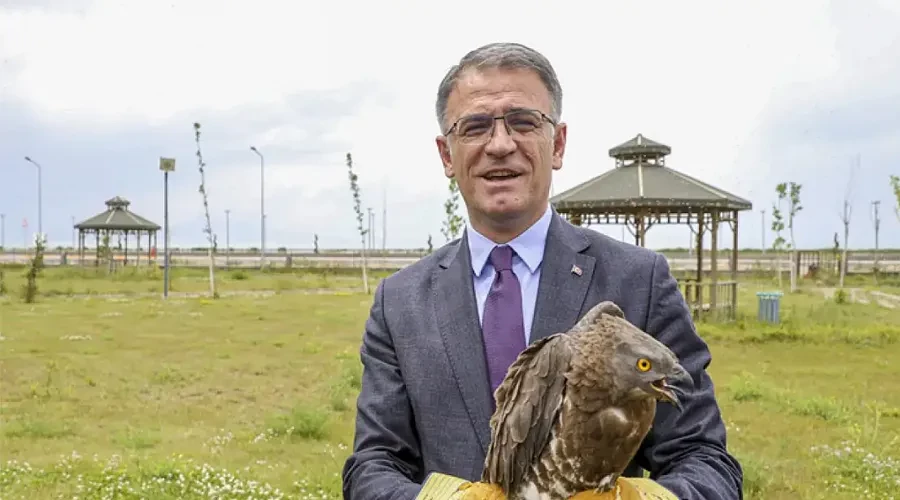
[436,67,567,233]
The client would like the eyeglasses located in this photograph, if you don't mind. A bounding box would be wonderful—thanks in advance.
[443,108,556,145]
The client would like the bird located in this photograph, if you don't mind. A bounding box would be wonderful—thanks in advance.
[470,300,692,500]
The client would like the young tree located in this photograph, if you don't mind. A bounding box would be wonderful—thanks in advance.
[440,178,465,242]
[346,153,370,294]
[313,234,319,254]
[784,182,802,292]
[771,190,787,289]
[100,231,112,275]
[838,199,851,288]
[194,122,217,298]
[426,234,433,254]
[837,156,860,289]
[22,232,45,303]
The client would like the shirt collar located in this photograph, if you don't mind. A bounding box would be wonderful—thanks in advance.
[467,204,553,277]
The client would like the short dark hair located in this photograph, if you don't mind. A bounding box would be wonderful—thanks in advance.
[435,42,563,132]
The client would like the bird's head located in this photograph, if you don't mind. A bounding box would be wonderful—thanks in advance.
[612,334,691,410]
[571,301,693,410]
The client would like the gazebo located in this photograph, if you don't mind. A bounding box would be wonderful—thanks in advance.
[550,134,753,320]
[74,196,161,266]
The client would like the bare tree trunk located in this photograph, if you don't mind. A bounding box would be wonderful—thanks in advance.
[194,122,217,298]
[839,244,848,288]
[361,244,370,295]
[776,250,782,289]
[838,156,859,289]
[206,238,216,296]
[840,200,850,288]
[346,152,369,295]
[789,229,797,293]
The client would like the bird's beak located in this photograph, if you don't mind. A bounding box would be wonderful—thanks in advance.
[651,364,692,411]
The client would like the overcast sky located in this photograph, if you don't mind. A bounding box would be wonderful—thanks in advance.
[1,0,898,251]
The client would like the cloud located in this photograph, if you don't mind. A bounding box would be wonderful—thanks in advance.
[0,0,95,13]
[0,77,416,249]
[1,0,898,252]
[748,0,900,249]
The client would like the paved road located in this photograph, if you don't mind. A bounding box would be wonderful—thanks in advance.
[3,252,899,273]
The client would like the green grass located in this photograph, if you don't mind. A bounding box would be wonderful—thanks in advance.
[1,291,368,499]
[700,276,900,498]
[1,269,899,499]
[0,264,391,298]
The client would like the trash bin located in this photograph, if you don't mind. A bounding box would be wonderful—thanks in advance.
[756,291,783,323]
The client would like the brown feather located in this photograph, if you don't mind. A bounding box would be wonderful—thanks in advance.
[480,301,689,500]
[482,332,573,495]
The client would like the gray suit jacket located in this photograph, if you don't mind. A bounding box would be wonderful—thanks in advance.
[342,211,743,500]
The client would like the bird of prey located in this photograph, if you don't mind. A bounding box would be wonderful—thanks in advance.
[478,300,692,500]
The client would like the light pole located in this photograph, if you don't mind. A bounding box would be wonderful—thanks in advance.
[760,209,766,254]
[872,200,881,279]
[159,157,176,299]
[250,146,265,268]
[225,209,231,268]
[24,156,42,240]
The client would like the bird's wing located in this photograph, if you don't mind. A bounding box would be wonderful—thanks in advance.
[482,332,574,493]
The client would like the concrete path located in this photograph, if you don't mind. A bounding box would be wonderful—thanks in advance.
[817,287,899,309]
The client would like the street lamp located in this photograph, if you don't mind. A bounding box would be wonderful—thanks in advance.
[159,156,176,299]
[760,209,767,255]
[250,146,265,268]
[23,156,42,240]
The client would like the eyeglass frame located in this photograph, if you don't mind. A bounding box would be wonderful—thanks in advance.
[442,107,558,144]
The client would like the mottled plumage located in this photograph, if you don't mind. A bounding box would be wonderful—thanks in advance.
[481,301,691,500]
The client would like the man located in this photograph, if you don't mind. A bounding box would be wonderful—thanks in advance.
[342,42,743,500]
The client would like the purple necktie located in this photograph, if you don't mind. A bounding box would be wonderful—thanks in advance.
[481,245,527,397]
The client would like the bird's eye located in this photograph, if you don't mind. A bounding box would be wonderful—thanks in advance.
[636,358,652,372]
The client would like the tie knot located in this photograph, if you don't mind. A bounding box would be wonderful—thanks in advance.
[489,245,515,272]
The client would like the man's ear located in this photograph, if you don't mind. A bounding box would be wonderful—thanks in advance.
[551,122,567,171]
[436,135,454,178]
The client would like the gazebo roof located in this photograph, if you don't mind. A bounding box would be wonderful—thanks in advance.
[608,133,672,158]
[550,133,753,212]
[75,196,161,231]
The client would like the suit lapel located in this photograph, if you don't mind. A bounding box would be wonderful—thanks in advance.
[530,212,597,343]
[430,214,597,454]
[432,234,494,454]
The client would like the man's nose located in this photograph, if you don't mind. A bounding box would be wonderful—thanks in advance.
[484,119,517,156]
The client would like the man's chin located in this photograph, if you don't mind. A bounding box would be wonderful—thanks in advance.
[479,202,532,225]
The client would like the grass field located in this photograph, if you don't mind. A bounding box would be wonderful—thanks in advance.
[0,265,392,298]
[1,265,899,499]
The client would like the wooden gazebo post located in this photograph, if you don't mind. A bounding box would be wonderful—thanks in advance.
[729,209,739,319]
[710,211,719,319]
[695,210,705,314]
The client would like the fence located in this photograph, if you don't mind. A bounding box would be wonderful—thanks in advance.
[678,279,738,322]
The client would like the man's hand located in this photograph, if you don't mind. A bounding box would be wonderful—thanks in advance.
[418,474,677,500]
[452,482,505,500]
[570,477,679,500]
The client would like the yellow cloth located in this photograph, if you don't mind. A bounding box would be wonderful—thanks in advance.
[416,472,677,500]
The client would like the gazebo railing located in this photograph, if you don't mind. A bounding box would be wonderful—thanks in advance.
[677,278,738,321]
